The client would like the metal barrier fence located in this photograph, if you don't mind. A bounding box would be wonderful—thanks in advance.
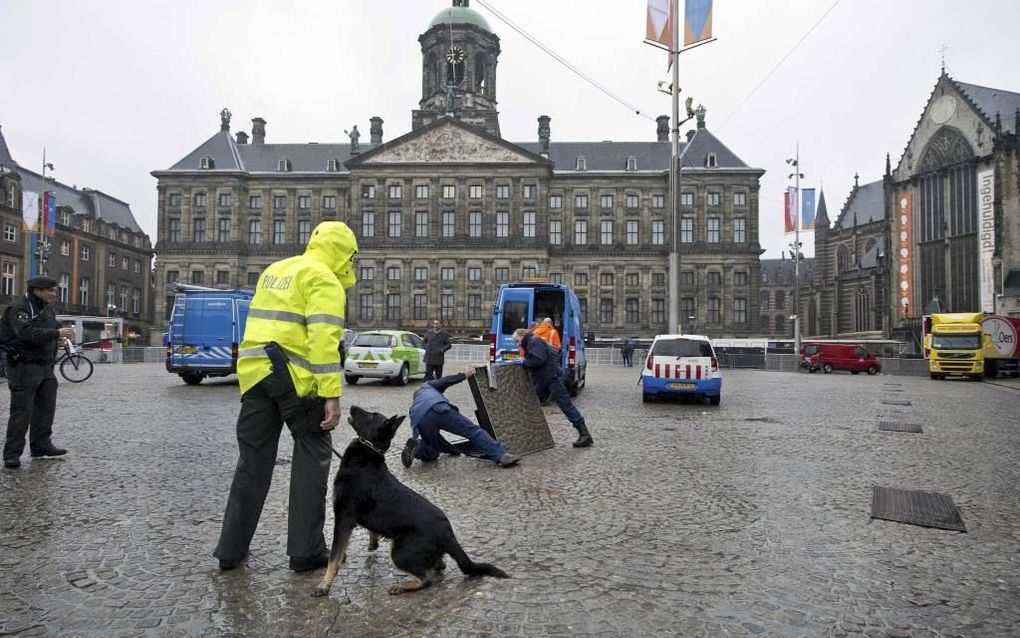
[127,346,930,376]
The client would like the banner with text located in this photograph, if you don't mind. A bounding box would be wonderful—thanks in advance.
[977,167,995,312]
[784,187,798,234]
[801,188,816,231]
[897,192,913,319]
[684,0,713,46]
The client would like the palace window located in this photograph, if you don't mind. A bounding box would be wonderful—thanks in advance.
[549,220,562,245]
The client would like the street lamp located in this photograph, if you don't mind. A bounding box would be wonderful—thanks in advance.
[107,304,117,317]
[786,148,804,355]
[36,152,55,276]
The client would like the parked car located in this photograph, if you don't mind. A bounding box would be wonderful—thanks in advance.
[801,343,882,375]
[343,330,426,385]
[640,334,722,404]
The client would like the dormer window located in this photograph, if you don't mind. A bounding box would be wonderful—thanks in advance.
[326,159,340,172]
[575,156,587,171]
[625,156,637,171]
[199,156,215,170]
[705,153,717,168]
[277,158,292,172]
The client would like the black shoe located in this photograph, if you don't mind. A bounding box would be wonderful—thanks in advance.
[497,453,521,467]
[572,422,594,448]
[218,551,248,571]
[30,446,67,458]
[401,438,420,468]
[290,551,329,573]
[4,458,20,469]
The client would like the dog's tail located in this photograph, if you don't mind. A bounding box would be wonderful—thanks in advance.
[446,538,510,579]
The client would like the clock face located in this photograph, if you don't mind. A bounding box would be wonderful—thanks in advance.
[446,46,466,64]
[929,95,957,125]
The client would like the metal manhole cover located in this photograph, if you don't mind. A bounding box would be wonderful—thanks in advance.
[878,421,922,433]
[871,486,966,531]
[880,399,912,406]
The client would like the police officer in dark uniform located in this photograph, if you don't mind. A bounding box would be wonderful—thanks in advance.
[2,275,75,469]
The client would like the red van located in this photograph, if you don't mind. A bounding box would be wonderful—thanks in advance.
[801,343,882,375]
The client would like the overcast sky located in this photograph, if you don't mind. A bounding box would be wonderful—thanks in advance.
[1,0,1016,259]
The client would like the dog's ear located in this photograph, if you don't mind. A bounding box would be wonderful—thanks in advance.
[387,415,406,432]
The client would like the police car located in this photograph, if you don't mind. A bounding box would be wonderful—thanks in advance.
[640,334,722,405]
[343,330,427,385]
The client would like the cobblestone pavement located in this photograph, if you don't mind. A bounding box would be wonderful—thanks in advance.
[1,364,1019,637]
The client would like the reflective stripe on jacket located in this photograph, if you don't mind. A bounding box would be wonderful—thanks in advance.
[236,221,358,398]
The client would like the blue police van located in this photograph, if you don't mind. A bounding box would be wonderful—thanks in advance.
[488,281,587,396]
[165,284,253,385]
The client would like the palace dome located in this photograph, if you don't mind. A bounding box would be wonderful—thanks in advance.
[428,3,492,33]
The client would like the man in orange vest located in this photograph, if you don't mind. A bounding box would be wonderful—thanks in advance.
[533,317,560,352]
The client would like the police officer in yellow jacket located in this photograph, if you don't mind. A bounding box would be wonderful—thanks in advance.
[215,221,358,572]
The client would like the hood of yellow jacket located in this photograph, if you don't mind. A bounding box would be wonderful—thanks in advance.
[304,221,359,289]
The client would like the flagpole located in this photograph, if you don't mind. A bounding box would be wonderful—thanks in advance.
[668,0,681,334]
[793,144,802,355]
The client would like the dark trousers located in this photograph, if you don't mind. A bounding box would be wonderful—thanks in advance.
[415,405,506,462]
[622,351,633,366]
[425,364,444,380]
[4,364,58,460]
[214,372,332,563]
[535,374,584,427]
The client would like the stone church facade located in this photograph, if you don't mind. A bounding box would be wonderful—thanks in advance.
[151,0,765,341]
[805,72,1020,348]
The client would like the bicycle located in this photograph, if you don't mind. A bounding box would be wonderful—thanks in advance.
[57,339,94,383]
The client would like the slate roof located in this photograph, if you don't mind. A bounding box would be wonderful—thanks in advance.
[0,126,16,170]
[952,80,1020,134]
[19,168,144,234]
[761,257,814,286]
[834,179,885,230]
[161,120,759,176]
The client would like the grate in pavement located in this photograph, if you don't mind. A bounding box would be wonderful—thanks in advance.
[880,399,913,406]
[871,486,966,531]
[878,421,922,433]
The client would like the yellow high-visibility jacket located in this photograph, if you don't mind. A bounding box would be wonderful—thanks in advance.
[237,222,358,398]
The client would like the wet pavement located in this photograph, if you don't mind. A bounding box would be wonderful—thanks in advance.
[1,364,1019,637]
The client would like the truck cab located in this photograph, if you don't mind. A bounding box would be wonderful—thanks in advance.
[927,312,986,380]
[489,282,587,396]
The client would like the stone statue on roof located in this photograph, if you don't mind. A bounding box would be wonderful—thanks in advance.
[344,125,360,152]
[220,108,232,131]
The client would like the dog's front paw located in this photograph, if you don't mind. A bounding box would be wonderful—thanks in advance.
[388,585,407,596]
[311,586,330,597]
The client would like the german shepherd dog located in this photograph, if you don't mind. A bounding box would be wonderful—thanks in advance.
[313,405,510,597]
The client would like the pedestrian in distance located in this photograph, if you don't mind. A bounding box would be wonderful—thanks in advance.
[402,364,520,468]
[512,328,593,448]
[214,221,358,573]
[621,337,636,367]
[423,319,452,380]
[1,276,76,469]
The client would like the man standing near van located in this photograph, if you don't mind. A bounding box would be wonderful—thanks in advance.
[423,319,452,380]
[512,328,593,448]
[215,221,357,573]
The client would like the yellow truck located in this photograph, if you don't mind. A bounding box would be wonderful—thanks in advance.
[925,313,986,380]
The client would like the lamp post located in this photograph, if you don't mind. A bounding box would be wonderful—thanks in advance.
[786,146,804,355]
[36,150,55,276]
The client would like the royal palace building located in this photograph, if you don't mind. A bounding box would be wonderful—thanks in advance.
[0,125,154,341]
[151,0,765,341]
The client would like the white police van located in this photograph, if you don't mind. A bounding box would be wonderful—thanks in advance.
[640,334,722,405]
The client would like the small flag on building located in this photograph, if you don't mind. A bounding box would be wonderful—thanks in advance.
[43,192,57,235]
[22,190,39,232]
[784,187,798,233]
[801,188,816,231]
[684,0,713,46]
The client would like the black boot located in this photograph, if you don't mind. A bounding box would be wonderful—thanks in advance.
[572,421,593,448]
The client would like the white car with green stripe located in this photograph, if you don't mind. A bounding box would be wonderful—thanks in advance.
[343,330,426,385]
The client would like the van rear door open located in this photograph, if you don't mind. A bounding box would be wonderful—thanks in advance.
[493,288,534,361]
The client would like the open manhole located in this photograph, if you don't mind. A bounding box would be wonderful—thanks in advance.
[878,421,922,433]
[871,486,966,532]
[880,399,912,406]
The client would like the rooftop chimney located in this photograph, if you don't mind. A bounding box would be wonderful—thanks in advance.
[685,130,696,142]
[656,115,669,142]
[252,117,266,145]
[236,131,249,145]
[370,117,384,144]
[538,115,551,156]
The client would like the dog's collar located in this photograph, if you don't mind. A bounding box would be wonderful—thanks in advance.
[356,437,386,456]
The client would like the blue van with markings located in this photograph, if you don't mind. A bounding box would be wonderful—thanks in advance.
[165,285,253,385]
[488,282,587,396]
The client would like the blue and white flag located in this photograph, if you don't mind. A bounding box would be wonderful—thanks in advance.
[801,188,816,231]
